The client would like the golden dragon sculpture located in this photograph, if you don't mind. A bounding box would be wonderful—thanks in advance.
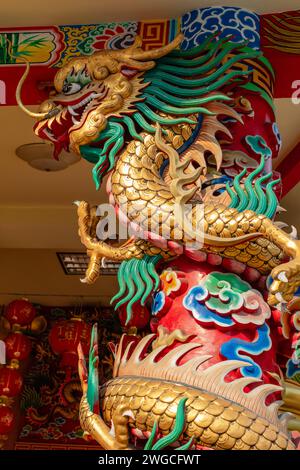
[17,30,300,450]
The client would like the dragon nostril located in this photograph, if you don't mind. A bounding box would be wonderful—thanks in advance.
[45,107,61,119]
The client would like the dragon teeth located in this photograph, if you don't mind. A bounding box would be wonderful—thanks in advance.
[56,111,63,125]
[72,94,94,110]
[44,128,57,142]
[93,90,105,99]
[67,92,100,126]
[71,115,81,126]
[290,225,298,240]
[47,116,55,129]
[68,105,79,116]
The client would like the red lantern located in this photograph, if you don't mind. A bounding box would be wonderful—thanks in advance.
[0,367,23,397]
[49,319,91,369]
[0,405,14,435]
[5,332,32,362]
[118,303,150,329]
[5,299,36,326]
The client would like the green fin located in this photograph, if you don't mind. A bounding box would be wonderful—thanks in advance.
[87,324,100,414]
[112,255,162,325]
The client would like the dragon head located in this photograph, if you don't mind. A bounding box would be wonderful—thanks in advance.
[17,35,183,160]
[18,34,266,191]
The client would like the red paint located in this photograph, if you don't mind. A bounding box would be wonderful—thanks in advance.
[224,91,280,162]
[118,303,150,330]
[153,256,280,389]
[0,65,56,105]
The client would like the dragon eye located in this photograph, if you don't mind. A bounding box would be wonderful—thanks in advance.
[63,82,82,95]
[213,187,226,197]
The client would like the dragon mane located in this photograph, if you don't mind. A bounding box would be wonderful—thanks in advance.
[80,35,262,189]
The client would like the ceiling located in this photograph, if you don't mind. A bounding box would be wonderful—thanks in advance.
[1,0,299,27]
[1,1,300,306]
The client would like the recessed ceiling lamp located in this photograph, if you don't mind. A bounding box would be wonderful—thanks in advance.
[57,252,121,275]
[15,142,80,172]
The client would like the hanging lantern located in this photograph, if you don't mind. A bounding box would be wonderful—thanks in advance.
[0,367,23,398]
[5,332,32,363]
[0,405,14,435]
[5,299,36,327]
[49,318,91,369]
[118,303,150,330]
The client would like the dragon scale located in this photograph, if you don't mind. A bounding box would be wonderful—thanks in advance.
[110,128,287,278]
[98,378,293,451]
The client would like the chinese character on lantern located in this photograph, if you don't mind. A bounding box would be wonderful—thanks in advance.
[49,318,91,370]
[0,366,23,398]
[4,332,31,366]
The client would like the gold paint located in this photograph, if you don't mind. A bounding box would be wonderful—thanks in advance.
[262,428,277,442]
[78,333,295,450]
[210,417,230,434]
[151,325,191,350]
[241,430,259,446]
[280,380,300,430]
[256,436,272,450]
[227,422,245,439]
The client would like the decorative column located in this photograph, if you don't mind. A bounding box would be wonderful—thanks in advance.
[16,4,300,450]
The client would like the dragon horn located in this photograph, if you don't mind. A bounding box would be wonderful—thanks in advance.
[129,33,183,61]
[16,61,59,119]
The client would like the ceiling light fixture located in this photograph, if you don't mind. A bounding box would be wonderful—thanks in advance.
[57,252,120,276]
[16,142,80,172]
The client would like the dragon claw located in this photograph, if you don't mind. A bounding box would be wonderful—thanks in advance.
[290,225,298,240]
[277,271,288,283]
[275,292,284,302]
[277,302,288,312]
[82,431,93,442]
[109,421,116,437]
